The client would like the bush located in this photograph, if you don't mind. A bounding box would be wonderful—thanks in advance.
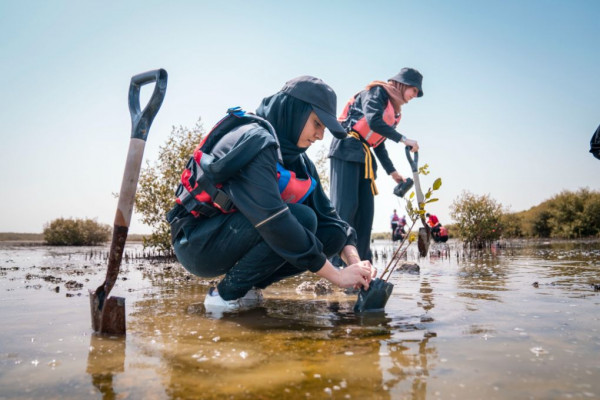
[509,188,600,238]
[450,191,504,248]
[43,218,111,245]
[135,120,205,253]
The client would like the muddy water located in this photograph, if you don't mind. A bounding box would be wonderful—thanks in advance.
[0,240,599,399]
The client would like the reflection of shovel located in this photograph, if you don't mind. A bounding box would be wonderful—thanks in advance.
[89,69,168,334]
[354,278,394,313]
[405,146,431,257]
[86,335,126,397]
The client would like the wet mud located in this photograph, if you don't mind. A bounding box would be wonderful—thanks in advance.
[0,239,599,399]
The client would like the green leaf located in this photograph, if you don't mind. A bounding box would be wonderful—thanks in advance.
[409,192,415,199]
[426,198,439,204]
[433,178,442,190]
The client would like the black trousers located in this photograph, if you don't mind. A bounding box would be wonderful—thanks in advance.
[330,157,374,264]
[173,203,346,300]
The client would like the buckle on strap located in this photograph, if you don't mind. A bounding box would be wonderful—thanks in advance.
[212,189,234,211]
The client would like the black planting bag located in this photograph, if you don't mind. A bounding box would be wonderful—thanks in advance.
[354,278,394,313]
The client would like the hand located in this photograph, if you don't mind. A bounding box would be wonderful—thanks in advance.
[338,260,376,290]
[404,139,419,152]
[390,171,405,184]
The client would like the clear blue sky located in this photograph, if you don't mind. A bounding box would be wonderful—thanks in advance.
[1,0,598,234]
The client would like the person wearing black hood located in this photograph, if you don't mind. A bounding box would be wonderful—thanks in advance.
[329,68,424,265]
[167,76,376,313]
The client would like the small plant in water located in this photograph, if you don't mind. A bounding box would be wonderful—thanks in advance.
[380,165,442,281]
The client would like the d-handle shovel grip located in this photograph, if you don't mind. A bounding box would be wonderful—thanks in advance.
[129,69,168,141]
[405,146,419,172]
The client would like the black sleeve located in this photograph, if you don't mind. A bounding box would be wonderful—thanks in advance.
[224,148,327,272]
[361,86,404,143]
[302,155,357,248]
[373,141,396,175]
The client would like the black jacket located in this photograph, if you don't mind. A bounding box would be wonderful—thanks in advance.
[329,86,403,176]
[172,123,357,272]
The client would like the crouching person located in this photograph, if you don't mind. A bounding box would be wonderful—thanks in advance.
[167,76,376,313]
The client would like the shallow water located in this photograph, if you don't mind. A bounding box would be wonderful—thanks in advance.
[0,240,599,399]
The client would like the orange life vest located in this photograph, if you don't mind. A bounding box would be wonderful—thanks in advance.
[338,95,401,148]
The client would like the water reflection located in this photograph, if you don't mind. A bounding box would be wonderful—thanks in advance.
[86,335,126,400]
[122,263,442,400]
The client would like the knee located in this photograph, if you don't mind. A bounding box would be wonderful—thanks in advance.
[319,227,347,257]
[288,203,318,233]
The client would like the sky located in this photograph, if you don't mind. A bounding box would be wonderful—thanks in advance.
[1,0,598,235]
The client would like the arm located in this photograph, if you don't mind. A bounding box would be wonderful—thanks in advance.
[361,86,403,142]
[316,258,375,290]
[226,149,327,271]
[363,87,419,152]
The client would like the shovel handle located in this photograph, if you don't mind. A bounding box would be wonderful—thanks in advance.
[103,69,168,297]
[405,146,419,172]
[129,69,168,141]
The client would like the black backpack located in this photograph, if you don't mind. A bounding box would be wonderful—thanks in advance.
[591,124,600,160]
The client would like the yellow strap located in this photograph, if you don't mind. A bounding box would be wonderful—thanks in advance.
[349,131,378,195]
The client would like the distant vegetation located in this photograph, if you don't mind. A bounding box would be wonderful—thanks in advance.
[43,218,111,246]
[0,232,44,241]
[507,188,600,239]
[374,188,600,245]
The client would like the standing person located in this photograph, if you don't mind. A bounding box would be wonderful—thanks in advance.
[167,76,376,313]
[390,209,400,236]
[329,68,424,264]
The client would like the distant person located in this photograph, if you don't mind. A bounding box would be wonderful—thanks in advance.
[426,213,448,243]
[329,68,424,264]
[426,213,441,234]
[590,124,600,160]
[167,76,376,313]
[390,209,400,234]
[392,214,407,242]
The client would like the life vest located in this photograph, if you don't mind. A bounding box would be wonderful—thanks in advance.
[338,93,401,148]
[174,107,316,219]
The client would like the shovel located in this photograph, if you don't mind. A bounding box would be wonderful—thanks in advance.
[404,146,431,257]
[89,69,168,334]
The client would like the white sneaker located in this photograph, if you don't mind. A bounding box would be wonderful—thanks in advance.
[239,288,264,307]
[204,287,240,313]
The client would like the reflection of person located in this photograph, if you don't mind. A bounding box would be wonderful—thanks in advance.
[166,76,376,312]
[329,68,424,264]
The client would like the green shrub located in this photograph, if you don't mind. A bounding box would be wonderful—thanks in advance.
[43,218,111,245]
[450,191,504,247]
[135,120,205,253]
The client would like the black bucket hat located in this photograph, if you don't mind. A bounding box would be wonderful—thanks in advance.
[280,76,347,139]
[389,68,424,97]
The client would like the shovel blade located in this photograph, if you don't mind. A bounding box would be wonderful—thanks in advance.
[354,278,394,313]
[90,289,126,335]
[418,227,431,257]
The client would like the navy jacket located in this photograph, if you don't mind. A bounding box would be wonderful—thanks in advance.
[172,123,357,272]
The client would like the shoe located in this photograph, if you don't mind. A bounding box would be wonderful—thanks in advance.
[239,288,263,307]
[204,287,240,313]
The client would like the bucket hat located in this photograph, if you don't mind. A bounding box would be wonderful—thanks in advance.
[389,68,424,97]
